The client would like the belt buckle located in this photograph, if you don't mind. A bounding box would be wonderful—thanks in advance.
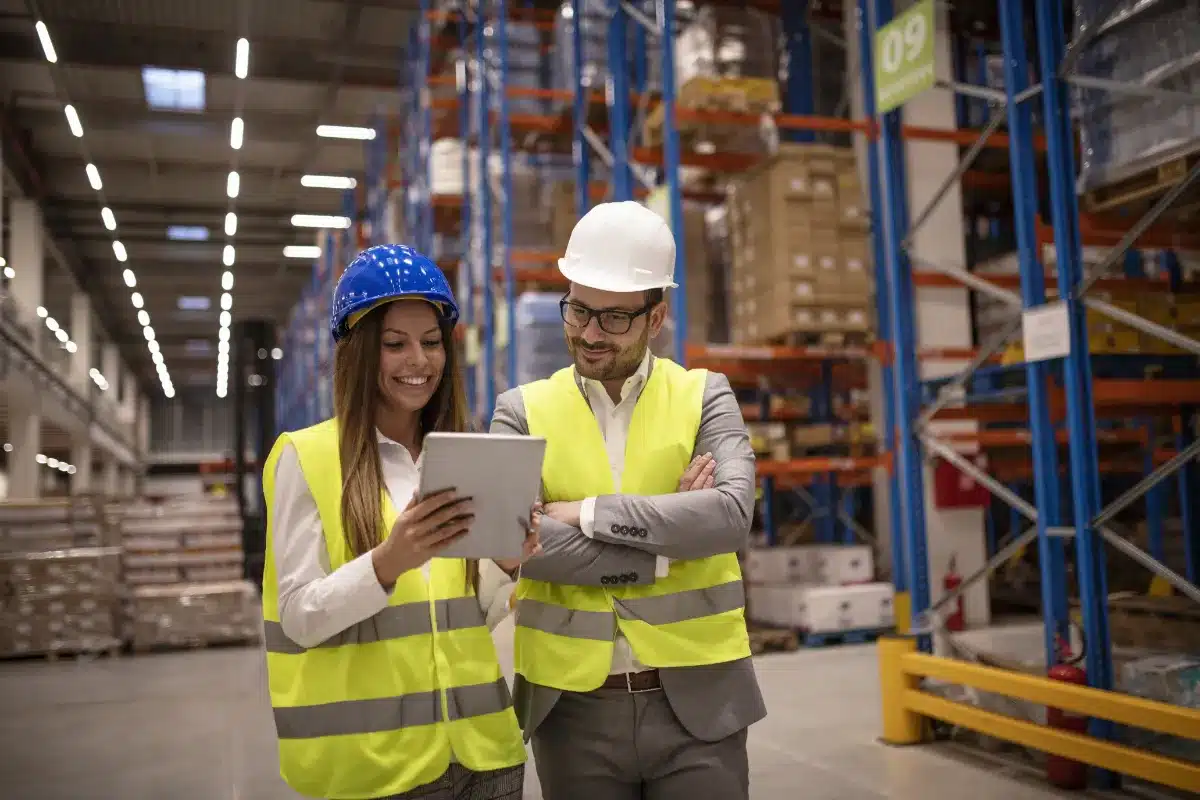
[625,671,659,694]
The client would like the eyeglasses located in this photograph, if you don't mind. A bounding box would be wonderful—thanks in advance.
[559,298,653,336]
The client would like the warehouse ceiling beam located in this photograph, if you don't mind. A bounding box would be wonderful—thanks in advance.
[0,22,400,91]
[11,101,326,147]
[15,0,147,389]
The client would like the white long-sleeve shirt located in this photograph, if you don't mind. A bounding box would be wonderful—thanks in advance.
[577,350,671,676]
[270,430,515,651]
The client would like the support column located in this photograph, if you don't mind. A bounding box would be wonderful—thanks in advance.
[102,458,120,497]
[120,467,136,497]
[70,291,93,392]
[71,443,93,494]
[121,367,139,428]
[11,200,45,351]
[102,343,121,408]
[8,404,40,500]
[138,394,151,454]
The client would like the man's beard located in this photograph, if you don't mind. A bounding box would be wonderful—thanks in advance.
[567,326,649,382]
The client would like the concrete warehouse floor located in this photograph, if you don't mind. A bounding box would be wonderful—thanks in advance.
[0,617,1123,800]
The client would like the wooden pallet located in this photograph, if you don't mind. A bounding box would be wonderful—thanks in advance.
[766,330,874,349]
[1082,149,1200,216]
[130,636,261,655]
[1,643,123,663]
[642,76,780,149]
[749,626,800,655]
[1103,593,1200,653]
[800,627,888,648]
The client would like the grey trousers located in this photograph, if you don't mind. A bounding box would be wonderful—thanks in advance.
[531,687,750,800]
[376,763,525,800]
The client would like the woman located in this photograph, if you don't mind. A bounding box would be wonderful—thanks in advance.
[261,244,538,800]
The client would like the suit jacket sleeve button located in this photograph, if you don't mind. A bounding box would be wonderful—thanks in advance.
[610,523,620,535]
[629,572,639,582]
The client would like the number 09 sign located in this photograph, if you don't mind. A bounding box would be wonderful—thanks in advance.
[874,0,936,114]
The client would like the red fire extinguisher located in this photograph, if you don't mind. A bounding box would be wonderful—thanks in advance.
[1046,632,1089,790]
[943,554,965,632]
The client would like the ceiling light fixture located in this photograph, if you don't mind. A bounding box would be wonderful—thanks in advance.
[316,125,376,140]
[101,207,116,231]
[35,21,57,63]
[226,171,240,198]
[137,310,150,326]
[123,269,137,288]
[85,163,103,190]
[283,245,322,259]
[225,212,238,237]
[64,104,83,137]
[235,38,250,79]
[291,214,351,229]
[223,245,236,266]
[220,292,233,311]
[113,241,128,262]
[221,271,234,291]
[300,175,358,190]
[230,117,244,150]
[131,292,144,308]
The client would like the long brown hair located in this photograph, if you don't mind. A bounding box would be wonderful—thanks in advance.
[332,301,479,592]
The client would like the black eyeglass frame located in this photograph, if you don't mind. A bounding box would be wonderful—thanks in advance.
[558,296,656,336]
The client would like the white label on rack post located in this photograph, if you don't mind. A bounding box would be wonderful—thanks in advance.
[1021,301,1071,362]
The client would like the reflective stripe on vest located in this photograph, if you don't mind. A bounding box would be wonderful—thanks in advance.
[516,580,746,638]
[261,419,524,799]
[262,596,486,654]
[515,360,752,692]
[273,678,513,739]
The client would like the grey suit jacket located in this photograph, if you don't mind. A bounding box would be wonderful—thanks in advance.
[489,357,767,744]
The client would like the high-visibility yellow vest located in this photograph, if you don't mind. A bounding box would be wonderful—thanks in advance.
[262,419,525,800]
[513,359,752,692]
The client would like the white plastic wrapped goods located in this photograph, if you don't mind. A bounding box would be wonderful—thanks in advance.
[515,292,573,385]
[675,6,779,90]
[1073,0,1200,191]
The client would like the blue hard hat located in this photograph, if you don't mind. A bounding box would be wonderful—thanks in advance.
[330,244,459,342]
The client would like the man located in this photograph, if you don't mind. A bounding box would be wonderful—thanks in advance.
[490,200,766,800]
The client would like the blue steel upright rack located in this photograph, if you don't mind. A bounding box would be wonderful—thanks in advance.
[861,0,1200,789]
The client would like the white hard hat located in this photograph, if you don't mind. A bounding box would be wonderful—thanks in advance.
[557,201,679,293]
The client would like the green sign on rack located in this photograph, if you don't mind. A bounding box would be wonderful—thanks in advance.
[874,0,936,113]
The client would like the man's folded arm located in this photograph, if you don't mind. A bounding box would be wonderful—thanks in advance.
[586,372,756,560]
[489,388,657,586]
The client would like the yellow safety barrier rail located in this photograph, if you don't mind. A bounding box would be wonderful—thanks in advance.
[878,636,1200,793]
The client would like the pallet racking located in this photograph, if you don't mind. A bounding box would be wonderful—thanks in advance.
[274,0,1200,789]
[864,0,1200,789]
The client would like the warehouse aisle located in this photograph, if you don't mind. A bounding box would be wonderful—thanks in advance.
[0,619,1096,800]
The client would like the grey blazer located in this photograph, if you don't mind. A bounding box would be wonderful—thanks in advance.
[489,357,767,744]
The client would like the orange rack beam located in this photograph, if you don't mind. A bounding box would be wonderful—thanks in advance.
[757,455,886,479]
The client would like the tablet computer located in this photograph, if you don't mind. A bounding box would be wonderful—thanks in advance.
[417,431,547,560]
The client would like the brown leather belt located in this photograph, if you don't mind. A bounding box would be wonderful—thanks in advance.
[600,669,662,692]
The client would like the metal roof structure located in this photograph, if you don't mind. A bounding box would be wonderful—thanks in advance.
[1,0,418,397]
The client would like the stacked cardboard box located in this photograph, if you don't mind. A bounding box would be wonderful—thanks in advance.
[127,581,259,652]
[113,497,259,650]
[743,545,894,634]
[0,501,123,659]
[745,420,875,461]
[0,547,123,658]
[117,498,245,587]
[727,143,874,344]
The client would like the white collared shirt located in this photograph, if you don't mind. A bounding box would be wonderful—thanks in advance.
[271,429,514,651]
[577,349,670,675]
